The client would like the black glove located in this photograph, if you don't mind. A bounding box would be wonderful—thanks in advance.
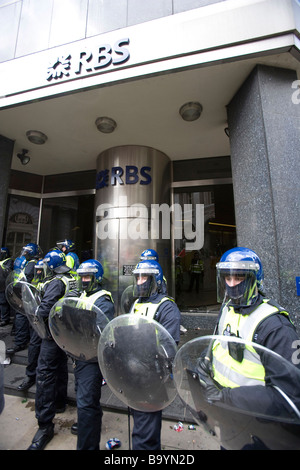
[196,359,223,404]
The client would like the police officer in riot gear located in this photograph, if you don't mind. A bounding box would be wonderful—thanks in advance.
[130,259,181,450]
[195,247,300,449]
[71,259,115,450]
[28,250,78,450]
[56,239,80,271]
[17,259,46,392]
[7,243,42,355]
[0,247,13,326]
[139,249,167,294]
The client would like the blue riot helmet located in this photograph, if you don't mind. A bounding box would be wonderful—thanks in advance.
[13,256,27,271]
[56,239,76,253]
[140,249,159,262]
[216,247,264,307]
[77,259,103,293]
[133,259,163,298]
[0,247,10,261]
[20,243,42,260]
[43,250,69,274]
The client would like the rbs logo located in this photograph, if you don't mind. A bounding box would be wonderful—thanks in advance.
[96,166,151,189]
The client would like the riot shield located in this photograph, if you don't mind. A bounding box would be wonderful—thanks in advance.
[22,282,48,339]
[49,297,109,362]
[6,278,47,339]
[173,335,300,450]
[0,265,11,292]
[98,314,178,412]
[120,285,137,314]
[5,269,27,313]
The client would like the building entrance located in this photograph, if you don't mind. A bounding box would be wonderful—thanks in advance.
[173,184,236,311]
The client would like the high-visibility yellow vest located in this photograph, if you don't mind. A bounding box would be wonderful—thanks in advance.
[212,299,290,389]
[80,289,113,309]
[131,296,174,319]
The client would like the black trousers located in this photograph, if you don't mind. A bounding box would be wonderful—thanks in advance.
[74,360,103,450]
[131,409,162,450]
[35,338,68,426]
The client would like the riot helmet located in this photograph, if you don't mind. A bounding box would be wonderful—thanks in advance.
[43,250,69,274]
[133,260,163,298]
[34,259,45,282]
[216,247,263,307]
[20,243,42,260]
[140,249,159,262]
[56,239,76,253]
[77,259,103,293]
[0,247,10,261]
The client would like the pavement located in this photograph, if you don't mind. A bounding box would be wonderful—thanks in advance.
[0,319,219,451]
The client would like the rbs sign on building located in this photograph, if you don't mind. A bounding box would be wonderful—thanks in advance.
[96,166,152,189]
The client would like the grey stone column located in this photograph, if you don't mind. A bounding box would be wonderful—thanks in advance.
[0,135,14,244]
[227,65,300,328]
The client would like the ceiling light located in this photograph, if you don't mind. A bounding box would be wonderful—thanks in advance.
[17,149,30,165]
[179,102,203,121]
[26,130,48,145]
[95,117,117,133]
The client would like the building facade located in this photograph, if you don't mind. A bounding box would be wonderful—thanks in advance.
[0,0,299,324]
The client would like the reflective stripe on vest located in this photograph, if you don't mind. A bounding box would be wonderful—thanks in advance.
[80,289,113,309]
[212,300,289,388]
[132,297,174,319]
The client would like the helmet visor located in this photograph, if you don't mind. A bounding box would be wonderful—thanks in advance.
[216,261,258,306]
[133,273,157,298]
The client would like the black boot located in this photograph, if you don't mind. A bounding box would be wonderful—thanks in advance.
[27,423,54,450]
[17,376,35,391]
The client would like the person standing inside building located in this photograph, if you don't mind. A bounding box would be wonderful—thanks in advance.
[70,259,115,450]
[28,249,78,450]
[196,247,300,449]
[0,247,13,326]
[56,239,80,271]
[7,243,42,355]
[188,251,204,293]
[130,259,181,450]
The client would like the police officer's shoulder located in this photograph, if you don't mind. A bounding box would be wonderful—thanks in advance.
[265,297,288,315]
[150,292,173,304]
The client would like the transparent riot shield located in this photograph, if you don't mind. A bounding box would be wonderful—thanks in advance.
[173,335,300,450]
[0,265,11,293]
[49,297,109,362]
[22,283,48,339]
[120,285,137,314]
[6,277,47,339]
[5,269,27,313]
[98,314,178,412]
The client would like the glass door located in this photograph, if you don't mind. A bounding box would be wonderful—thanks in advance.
[174,184,236,310]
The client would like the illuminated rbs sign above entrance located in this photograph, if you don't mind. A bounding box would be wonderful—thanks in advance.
[47,38,130,81]
[96,166,152,190]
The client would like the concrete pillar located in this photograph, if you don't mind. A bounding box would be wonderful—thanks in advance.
[0,136,14,244]
[227,65,300,328]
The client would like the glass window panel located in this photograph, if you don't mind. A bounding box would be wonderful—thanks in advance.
[0,2,21,62]
[128,0,172,26]
[173,0,226,14]
[39,194,94,262]
[174,184,236,310]
[49,0,88,48]
[15,0,53,57]
[4,194,40,258]
[87,0,127,36]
